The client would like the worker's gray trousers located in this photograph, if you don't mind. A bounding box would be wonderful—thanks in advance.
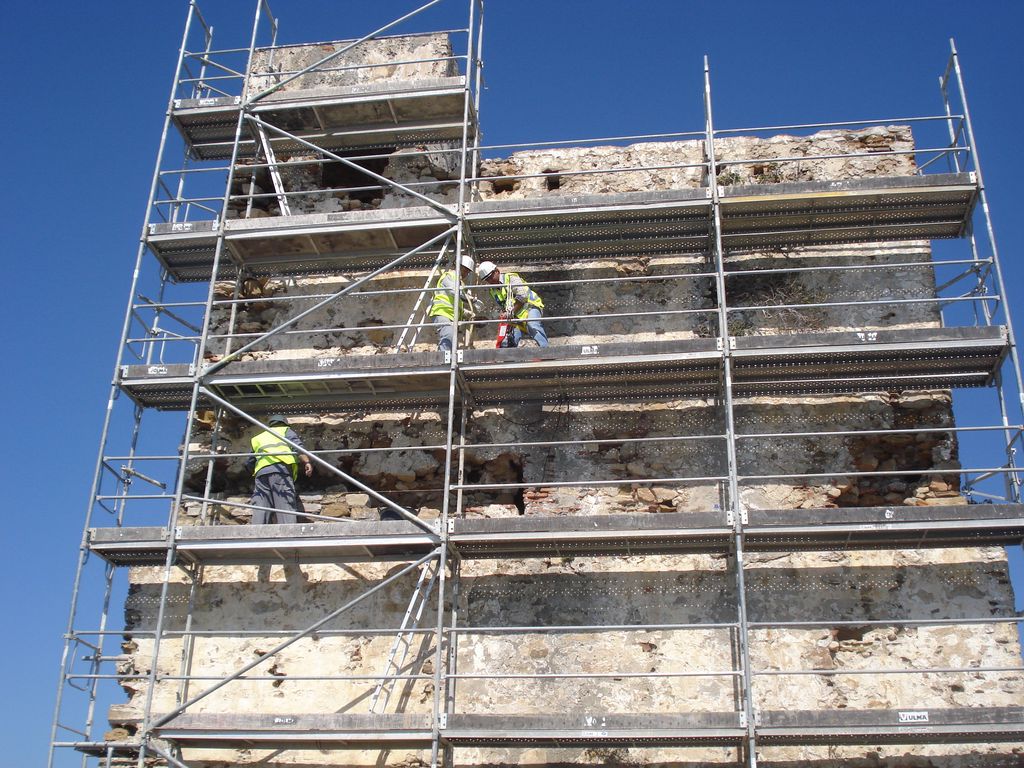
[434,314,455,352]
[250,471,302,524]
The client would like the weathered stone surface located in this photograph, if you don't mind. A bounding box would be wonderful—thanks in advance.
[476,127,914,201]
[246,34,456,97]
[116,547,1021,766]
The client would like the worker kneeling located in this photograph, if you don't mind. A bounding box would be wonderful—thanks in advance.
[476,261,549,348]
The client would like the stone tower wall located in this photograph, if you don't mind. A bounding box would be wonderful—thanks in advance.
[109,38,1023,768]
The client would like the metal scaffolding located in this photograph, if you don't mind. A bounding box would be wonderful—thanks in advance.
[49,2,1024,767]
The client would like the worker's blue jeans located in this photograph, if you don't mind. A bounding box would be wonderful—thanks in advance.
[512,307,549,347]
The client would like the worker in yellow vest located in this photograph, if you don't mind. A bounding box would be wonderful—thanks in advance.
[475,261,549,347]
[428,254,481,353]
[247,414,313,524]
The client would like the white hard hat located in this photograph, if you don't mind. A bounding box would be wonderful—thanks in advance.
[476,260,497,280]
[459,255,475,272]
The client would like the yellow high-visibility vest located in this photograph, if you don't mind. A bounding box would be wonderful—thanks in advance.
[429,270,469,321]
[251,425,298,479]
[489,272,543,320]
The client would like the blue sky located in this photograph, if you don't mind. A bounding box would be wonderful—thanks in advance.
[5,2,1023,764]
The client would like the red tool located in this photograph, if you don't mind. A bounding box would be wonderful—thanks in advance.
[495,318,510,348]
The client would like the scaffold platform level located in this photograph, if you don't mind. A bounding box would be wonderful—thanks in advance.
[756,707,1024,746]
[151,712,745,750]
[120,354,453,411]
[118,326,1009,410]
[87,521,437,566]
[147,206,453,281]
[148,708,1024,750]
[451,511,730,557]
[462,173,978,261]
[154,713,434,750]
[85,514,727,567]
[443,714,745,748]
[730,324,1008,396]
[85,504,1024,567]
[117,340,723,410]
[172,77,475,160]
[66,741,141,759]
[143,220,220,281]
[719,173,977,249]
[744,504,1024,551]
[118,363,195,409]
[145,172,979,282]
[465,189,713,262]
[461,339,723,404]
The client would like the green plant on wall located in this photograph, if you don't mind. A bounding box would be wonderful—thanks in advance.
[752,162,783,184]
[716,168,743,186]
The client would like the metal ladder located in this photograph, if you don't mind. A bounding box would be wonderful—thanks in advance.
[395,238,450,351]
[254,120,291,216]
[369,558,441,713]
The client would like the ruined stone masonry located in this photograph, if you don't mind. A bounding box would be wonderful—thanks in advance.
[88,22,1023,768]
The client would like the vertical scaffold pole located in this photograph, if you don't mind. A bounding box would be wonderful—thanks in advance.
[939,58,992,327]
[134,2,270,765]
[469,0,485,202]
[434,3,481,764]
[948,39,1024,501]
[442,558,462,768]
[704,56,758,768]
[47,4,200,767]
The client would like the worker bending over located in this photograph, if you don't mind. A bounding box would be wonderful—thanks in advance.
[247,414,313,524]
[429,255,481,353]
[476,261,549,348]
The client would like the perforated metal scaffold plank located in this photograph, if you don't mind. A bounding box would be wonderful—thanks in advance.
[117,326,1010,409]
[147,173,977,280]
[86,512,731,566]
[86,504,1024,567]
[461,173,977,260]
[66,741,141,759]
[744,503,1024,551]
[172,77,475,160]
[87,521,437,566]
[77,707,1024,756]
[146,206,453,281]
[442,713,745,748]
[466,189,714,262]
[719,172,977,249]
[460,338,723,404]
[451,511,731,557]
[118,352,454,411]
[154,713,433,749]
[757,707,1024,746]
[151,712,744,750]
[730,324,1007,396]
